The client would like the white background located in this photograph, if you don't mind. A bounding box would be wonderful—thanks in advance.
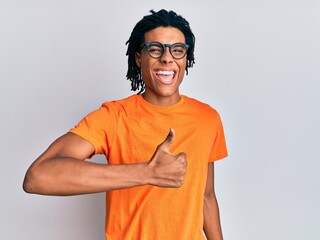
[1,0,319,239]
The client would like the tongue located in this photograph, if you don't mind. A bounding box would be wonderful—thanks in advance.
[157,74,174,84]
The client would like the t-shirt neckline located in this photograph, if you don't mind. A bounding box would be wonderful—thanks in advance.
[136,94,185,112]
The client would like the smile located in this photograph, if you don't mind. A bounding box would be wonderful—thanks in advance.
[155,70,176,84]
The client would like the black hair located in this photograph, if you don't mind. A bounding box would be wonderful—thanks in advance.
[126,9,196,94]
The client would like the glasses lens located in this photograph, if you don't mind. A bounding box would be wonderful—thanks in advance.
[171,43,187,59]
[147,43,163,58]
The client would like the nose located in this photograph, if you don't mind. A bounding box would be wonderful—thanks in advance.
[160,46,173,64]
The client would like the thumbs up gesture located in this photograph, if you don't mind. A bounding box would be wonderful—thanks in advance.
[147,128,187,188]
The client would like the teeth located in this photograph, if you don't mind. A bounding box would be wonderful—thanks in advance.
[156,70,174,75]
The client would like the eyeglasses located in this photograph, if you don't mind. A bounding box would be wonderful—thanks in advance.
[141,42,189,60]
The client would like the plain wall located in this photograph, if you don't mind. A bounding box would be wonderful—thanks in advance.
[1,0,319,239]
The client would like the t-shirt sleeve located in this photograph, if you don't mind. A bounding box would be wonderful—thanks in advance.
[208,112,228,162]
[69,103,117,157]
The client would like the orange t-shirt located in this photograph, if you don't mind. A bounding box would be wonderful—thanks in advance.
[70,95,228,240]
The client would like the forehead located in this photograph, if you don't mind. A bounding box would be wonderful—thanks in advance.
[144,27,185,43]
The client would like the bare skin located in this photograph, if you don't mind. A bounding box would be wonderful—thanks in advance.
[23,128,187,195]
[135,27,186,106]
[203,162,224,240]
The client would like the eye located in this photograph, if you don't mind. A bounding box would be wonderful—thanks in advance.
[171,44,187,58]
[148,43,163,53]
[172,47,184,53]
[149,47,162,53]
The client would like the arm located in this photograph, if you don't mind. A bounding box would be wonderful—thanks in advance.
[203,162,223,240]
[23,129,187,196]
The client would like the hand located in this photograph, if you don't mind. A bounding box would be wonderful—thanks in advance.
[148,128,187,188]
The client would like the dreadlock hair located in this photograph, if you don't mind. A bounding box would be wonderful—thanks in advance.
[126,9,196,94]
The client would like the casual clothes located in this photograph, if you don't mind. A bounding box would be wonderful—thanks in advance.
[70,94,228,240]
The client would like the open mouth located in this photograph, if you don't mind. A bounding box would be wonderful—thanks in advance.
[155,70,176,85]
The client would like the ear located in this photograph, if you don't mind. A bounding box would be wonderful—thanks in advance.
[135,52,141,68]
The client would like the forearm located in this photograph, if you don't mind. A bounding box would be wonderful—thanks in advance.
[23,129,186,196]
[23,157,150,196]
[203,193,223,240]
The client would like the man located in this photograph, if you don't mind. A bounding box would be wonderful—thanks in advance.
[23,9,228,240]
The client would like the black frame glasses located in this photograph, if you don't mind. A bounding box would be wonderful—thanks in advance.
[141,42,189,60]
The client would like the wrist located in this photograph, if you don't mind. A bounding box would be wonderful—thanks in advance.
[141,161,155,186]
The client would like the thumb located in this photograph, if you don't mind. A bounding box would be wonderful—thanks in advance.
[161,128,175,149]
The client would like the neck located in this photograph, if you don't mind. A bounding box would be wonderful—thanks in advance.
[141,93,181,106]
